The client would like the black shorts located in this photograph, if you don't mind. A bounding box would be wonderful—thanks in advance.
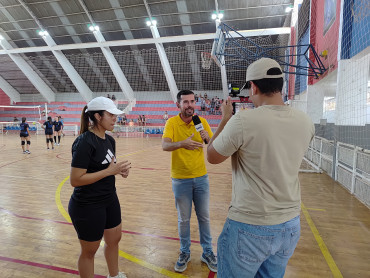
[68,194,122,242]
[20,133,29,138]
[45,130,53,135]
[54,128,61,132]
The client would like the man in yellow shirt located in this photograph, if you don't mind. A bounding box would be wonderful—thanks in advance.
[162,90,217,273]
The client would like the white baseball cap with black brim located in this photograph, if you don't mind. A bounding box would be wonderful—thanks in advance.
[85,96,123,115]
[245,58,284,82]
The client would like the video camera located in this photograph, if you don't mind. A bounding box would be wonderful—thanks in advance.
[227,82,253,113]
[228,83,241,97]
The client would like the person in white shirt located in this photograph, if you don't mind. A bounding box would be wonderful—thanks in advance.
[207,58,315,278]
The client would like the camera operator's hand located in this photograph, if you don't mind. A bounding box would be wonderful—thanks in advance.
[221,97,233,121]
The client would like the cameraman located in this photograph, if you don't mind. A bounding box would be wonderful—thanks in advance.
[207,58,314,278]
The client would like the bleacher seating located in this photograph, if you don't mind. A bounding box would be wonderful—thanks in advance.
[0,99,223,129]
[128,100,223,127]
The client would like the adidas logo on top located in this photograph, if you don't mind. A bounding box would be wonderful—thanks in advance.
[102,149,116,164]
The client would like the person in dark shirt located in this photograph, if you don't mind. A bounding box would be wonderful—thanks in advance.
[53,116,64,145]
[68,96,131,278]
[58,116,65,136]
[19,117,31,154]
[42,116,54,150]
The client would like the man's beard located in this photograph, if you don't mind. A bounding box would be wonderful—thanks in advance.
[183,107,194,117]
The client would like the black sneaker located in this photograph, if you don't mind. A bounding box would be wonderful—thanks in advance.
[174,252,191,272]
[201,252,217,272]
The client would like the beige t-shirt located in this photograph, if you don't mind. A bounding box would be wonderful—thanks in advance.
[213,105,314,225]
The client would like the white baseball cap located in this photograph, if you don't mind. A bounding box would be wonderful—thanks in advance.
[246,58,284,82]
[85,97,123,115]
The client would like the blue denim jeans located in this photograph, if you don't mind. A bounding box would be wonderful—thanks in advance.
[172,174,213,254]
[217,216,300,278]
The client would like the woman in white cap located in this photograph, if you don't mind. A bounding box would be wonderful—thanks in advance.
[68,96,131,278]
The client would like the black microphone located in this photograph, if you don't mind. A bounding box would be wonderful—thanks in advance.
[192,115,208,144]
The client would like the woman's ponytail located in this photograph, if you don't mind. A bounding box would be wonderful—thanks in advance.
[80,105,89,134]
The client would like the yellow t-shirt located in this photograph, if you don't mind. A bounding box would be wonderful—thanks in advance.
[163,114,213,179]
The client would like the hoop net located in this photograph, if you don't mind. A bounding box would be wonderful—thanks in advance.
[201,52,213,69]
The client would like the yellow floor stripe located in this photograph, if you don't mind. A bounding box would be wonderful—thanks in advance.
[301,202,343,278]
[55,176,71,223]
[306,207,326,212]
[118,250,186,278]
[55,147,185,278]
[99,242,187,278]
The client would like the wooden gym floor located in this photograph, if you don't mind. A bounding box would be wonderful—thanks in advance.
[0,134,369,278]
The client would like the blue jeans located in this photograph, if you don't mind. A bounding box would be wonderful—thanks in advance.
[217,216,300,278]
[172,174,213,254]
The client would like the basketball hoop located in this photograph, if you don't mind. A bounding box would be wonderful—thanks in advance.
[201,52,213,69]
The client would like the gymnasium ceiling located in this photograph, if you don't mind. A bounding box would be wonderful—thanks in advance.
[0,0,294,101]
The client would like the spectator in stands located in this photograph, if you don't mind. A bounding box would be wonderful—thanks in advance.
[122,113,127,125]
[69,96,130,278]
[111,95,118,105]
[128,119,135,132]
[210,98,215,115]
[42,116,54,150]
[205,98,211,115]
[204,93,208,99]
[13,116,19,122]
[162,90,217,273]
[137,115,142,126]
[215,97,220,115]
[107,93,111,99]
[141,115,146,126]
[53,116,63,146]
[163,111,169,123]
[195,94,199,102]
[20,117,31,154]
[200,97,206,116]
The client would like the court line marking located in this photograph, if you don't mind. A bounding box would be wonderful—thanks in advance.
[0,255,105,277]
[306,207,326,212]
[56,148,188,278]
[0,153,45,169]
[0,206,211,246]
[0,174,53,181]
[301,202,343,278]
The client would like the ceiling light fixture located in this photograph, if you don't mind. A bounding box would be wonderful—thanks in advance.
[212,11,224,21]
[38,30,49,37]
[146,18,157,27]
[87,24,100,32]
[285,6,294,13]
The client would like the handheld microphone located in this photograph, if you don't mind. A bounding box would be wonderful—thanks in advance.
[192,115,208,144]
